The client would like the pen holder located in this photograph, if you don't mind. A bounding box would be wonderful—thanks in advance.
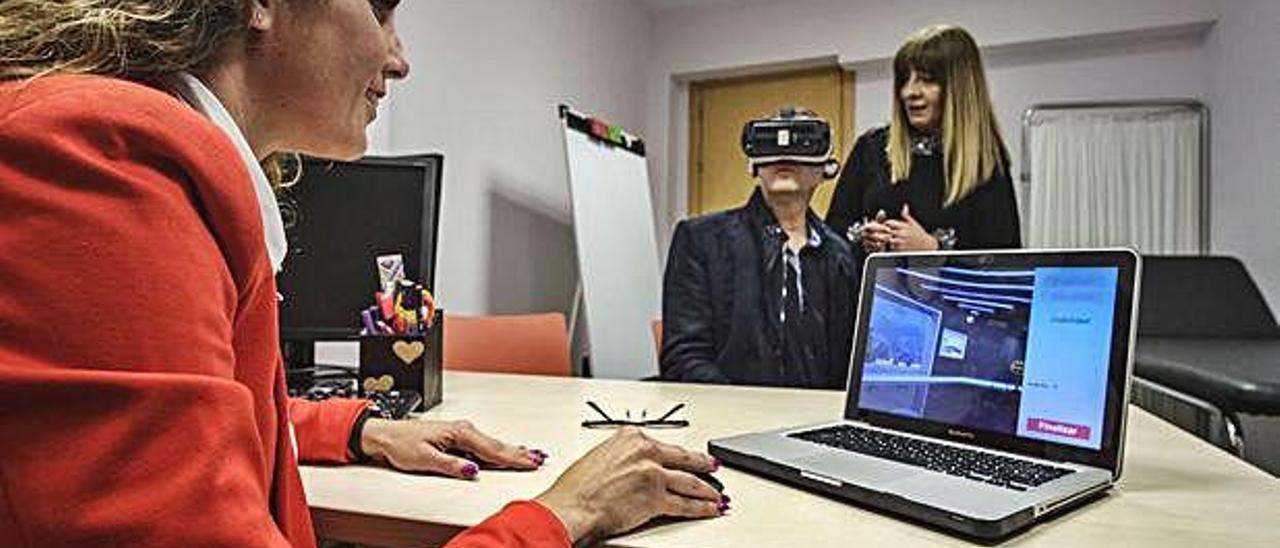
[358,310,444,412]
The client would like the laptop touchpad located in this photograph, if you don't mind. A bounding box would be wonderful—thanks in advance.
[792,452,918,491]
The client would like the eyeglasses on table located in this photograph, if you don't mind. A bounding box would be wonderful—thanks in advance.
[581,401,689,429]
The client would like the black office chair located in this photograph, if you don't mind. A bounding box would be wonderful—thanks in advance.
[1133,256,1280,466]
[1137,256,1279,338]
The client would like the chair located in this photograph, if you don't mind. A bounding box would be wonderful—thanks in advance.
[647,318,666,380]
[651,318,663,357]
[1137,256,1278,338]
[442,313,572,376]
[1132,256,1280,474]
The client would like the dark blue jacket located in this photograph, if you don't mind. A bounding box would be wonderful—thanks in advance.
[660,189,859,389]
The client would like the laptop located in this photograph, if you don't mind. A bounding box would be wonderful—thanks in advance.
[709,249,1141,539]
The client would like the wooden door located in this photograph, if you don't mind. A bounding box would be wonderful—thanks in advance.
[688,66,855,216]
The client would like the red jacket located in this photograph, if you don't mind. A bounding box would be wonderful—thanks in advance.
[0,75,568,547]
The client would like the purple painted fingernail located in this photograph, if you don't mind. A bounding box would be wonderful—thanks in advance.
[710,457,721,471]
[462,462,479,478]
[721,494,731,504]
[717,500,730,514]
[533,449,549,459]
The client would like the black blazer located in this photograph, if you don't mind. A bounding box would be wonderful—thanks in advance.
[660,190,859,389]
[826,126,1021,266]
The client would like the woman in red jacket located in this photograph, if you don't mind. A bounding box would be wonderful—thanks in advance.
[0,1,724,546]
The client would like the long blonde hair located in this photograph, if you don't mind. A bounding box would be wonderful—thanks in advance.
[888,25,1008,207]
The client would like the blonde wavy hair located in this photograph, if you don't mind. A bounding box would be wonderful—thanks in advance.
[0,0,243,83]
[888,25,1008,207]
[0,0,299,187]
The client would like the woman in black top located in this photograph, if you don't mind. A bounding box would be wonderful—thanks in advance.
[827,25,1020,265]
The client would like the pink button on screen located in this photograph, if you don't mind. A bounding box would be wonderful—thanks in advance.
[1026,418,1092,440]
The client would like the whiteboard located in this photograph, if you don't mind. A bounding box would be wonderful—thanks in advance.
[561,108,661,379]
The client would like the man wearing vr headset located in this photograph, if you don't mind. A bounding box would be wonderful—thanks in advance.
[660,107,857,389]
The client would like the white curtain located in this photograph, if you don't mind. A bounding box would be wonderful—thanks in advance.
[1027,107,1203,254]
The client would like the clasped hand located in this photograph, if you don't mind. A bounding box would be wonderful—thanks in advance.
[858,204,938,252]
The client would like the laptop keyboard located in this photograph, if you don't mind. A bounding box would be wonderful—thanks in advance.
[789,425,1074,491]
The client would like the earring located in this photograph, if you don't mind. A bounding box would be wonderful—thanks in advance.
[278,152,304,189]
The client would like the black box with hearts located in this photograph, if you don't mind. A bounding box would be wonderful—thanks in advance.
[357,312,443,412]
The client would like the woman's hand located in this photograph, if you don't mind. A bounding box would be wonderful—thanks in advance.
[534,428,726,545]
[360,418,546,478]
[858,209,891,253]
[885,204,938,251]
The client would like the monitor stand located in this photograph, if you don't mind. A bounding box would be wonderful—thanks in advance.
[282,338,361,394]
[282,339,318,391]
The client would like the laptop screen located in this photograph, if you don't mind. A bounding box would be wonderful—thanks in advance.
[851,253,1135,455]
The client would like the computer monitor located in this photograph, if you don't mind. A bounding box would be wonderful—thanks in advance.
[276,154,443,370]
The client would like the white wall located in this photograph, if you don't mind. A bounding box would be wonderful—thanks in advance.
[645,0,1218,255]
[1207,0,1280,306]
[383,0,653,317]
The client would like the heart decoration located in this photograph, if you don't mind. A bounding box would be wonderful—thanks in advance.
[392,340,425,364]
[362,375,395,393]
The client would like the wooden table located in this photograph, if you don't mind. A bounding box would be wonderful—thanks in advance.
[301,372,1280,547]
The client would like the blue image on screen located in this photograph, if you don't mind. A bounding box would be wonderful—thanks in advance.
[859,285,942,418]
[858,266,1034,435]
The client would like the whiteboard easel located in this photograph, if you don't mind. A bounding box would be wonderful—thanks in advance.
[560,105,661,379]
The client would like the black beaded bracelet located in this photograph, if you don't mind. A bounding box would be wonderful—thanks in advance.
[931,227,958,250]
[347,407,374,462]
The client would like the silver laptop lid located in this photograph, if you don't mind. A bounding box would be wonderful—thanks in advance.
[845,249,1140,477]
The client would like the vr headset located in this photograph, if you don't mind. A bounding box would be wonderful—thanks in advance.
[740,108,840,178]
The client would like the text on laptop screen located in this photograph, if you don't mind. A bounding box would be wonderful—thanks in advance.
[858,265,1119,450]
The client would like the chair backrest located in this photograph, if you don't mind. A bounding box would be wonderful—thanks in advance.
[1138,256,1279,338]
[651,319,663,357]
[442,313,572,376]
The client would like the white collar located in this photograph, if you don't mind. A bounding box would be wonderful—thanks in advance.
[164,73,288,273]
